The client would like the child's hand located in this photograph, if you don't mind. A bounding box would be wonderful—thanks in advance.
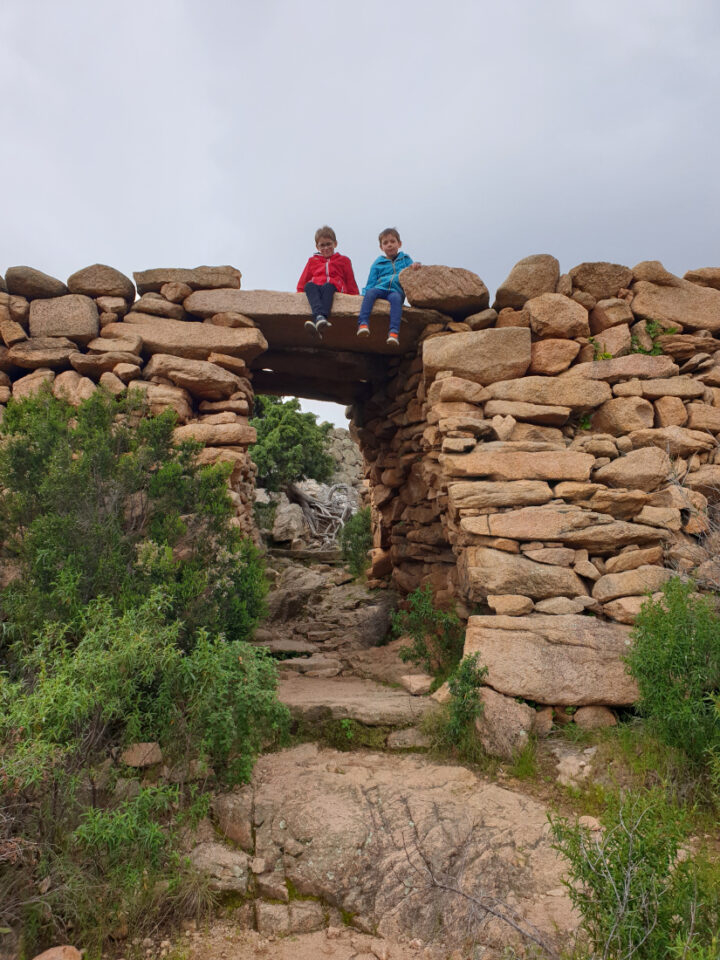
[410,262,422,270]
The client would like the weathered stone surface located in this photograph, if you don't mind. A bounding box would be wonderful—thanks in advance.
[205,310,256,328]
[133,294,185,319]
[5,265,68,299]
[173,422,256,447]
[98,371,126,395]
[120,742,162,767]
[0,318,27,346]
[525,293,589,339]
[272,502,308,543]
[484,399,570,425]
[189,841,248,892]
[569,262,633,300]
[525,547,576,566]
[563,354,679,382]
[88,332,142,355]
[634,505,681,530]
[593,565,673,603]
[161,281,194,302]
[487,376,611,409]
[426,375,490,405]
[95,295,129,317]
[134,265,242,294]
[459,547,588,601]
[448,480,553,511]
[462,504,611,542]
[493,254,560,311]
[534,596,594,615]
[53,370,96,406]
[70,351,140,377]
[613,376,704,399]
[654,395,688,427]
[12,368,55,399]
[590,397,654,435]
[244,744,575,946]
[67,263,135,300]
[586,488,650,518]
[128,381,193,422]
[574,706,617,730]
[593,447,671,491]
[465,614,638,705]
[475,687,535,760]
[592,323,631,357]
[605,545,663,574]
[589,298,634,333]
[683,465,720,500]
[213,787,254,849]
[487,594,534,616]
[632,278,720,332]
[528,338,581,374]
[7,337,76,369]
[423,327,530,385]
[104,316,268,361]
[462,307,495,331]
[113,362,142,383]
[30,948,82,960]
[278,675,433,726]
[628,426,715,457]
[143,354,242,400]
[684,266,720,290]
[442,448,594,482]
[29,294,99,344]
[686,402,720,432]
[399,674,433,696]
[400,264,489,316]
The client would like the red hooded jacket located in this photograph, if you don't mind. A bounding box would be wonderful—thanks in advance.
[297,252,359,295]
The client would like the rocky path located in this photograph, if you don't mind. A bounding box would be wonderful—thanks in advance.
[162,556,581,960]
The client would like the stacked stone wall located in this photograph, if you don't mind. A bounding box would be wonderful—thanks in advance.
[351,256,720,731]
[0,264,263,541]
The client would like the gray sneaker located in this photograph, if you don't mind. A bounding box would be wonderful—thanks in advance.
[305,319,318,336]
[316,316,332,332]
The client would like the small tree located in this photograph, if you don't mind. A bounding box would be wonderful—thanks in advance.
[249,395,334,492]
[625,578,720,767]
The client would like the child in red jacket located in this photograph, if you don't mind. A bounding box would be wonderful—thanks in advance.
[297,225,359,338]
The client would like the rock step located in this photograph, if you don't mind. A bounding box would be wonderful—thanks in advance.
[278,673,435,727]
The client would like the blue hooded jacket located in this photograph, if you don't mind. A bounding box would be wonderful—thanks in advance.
[362,251,414,295]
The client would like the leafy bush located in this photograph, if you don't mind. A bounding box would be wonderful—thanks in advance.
[391,584,465,679]
[550,790,720,960]
[446,653,487,742]
[0,390,288,953]
[0,388,267,653]
[250,395,334,492]
[625,578,720,767]
[339,506,372,579]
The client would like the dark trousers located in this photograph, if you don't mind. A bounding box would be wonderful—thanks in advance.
[304,282,335,318]
[358,287,404,334]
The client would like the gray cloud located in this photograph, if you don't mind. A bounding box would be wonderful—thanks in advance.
[2,0,719,425]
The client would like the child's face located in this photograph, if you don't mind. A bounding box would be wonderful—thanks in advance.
[380,234,401,259]
[316,238,337,258]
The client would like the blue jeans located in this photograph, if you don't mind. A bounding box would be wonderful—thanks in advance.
[358,288,404,335]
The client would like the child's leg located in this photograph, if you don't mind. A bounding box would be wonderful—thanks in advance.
[318,283,335,319]
[357,287,382,329]
[304,282,324,317]
[387,290,404,335]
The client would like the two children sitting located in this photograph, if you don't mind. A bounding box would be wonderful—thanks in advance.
[296,225,420,346]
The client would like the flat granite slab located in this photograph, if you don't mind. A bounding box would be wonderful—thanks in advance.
[277,673,435,727]
[184,289,446,355]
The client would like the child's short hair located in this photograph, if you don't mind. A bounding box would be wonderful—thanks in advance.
[315,225,337,244]
[378,227,401,244]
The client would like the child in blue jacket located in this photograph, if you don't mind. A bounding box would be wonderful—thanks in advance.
[357,227,421,346]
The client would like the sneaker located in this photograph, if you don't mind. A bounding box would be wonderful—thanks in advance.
[386,333,400,347]
[316,315,331,332]
[357,324,370,337]
[304,319,318,336]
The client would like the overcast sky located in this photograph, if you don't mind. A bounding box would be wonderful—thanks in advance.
[2,0,719,426]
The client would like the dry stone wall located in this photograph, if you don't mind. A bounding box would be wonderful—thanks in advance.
[4,255,720,724]
[0,263,263,541]
[350,256,720,726]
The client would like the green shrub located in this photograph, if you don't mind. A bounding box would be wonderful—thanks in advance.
[0,390,288,953]
[339,506,372,579]
[625,578,720,767]
[0,388,267,653]
[391,584,465,679]
[250,395,334,492]
[446,653,487,742]
[550,790,720,960]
